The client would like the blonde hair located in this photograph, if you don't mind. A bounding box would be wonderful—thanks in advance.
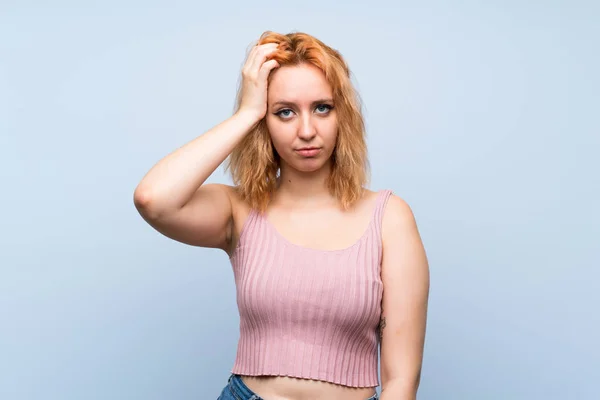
[224,31,370,213]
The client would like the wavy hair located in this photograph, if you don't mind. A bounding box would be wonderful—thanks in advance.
[224,31,369,213]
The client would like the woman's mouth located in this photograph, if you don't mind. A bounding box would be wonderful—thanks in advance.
[295,147,321,157]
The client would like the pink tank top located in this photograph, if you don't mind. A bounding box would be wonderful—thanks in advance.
[229,189,393,388]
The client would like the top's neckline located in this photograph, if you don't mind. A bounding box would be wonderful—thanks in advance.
[230,190,388,259]
[260,189,385,254]
[262,211,375,253]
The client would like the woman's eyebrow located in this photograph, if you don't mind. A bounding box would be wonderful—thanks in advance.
[271,98,334,108]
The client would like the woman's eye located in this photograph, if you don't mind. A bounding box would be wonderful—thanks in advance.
[276,109,293,118]
[316,104,332,113]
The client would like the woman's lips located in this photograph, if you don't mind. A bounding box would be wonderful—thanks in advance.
[295,148,321,157]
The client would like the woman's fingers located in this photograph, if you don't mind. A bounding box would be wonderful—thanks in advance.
[245,43,278,79]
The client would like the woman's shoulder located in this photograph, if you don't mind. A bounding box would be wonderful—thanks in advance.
[377,189,417,233]
[359,187,415,227]
[360,187,395,206]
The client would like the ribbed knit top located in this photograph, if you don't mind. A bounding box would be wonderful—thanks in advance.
[228,189,393,388]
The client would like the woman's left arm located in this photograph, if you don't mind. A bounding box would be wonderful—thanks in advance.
[379,194,430,400]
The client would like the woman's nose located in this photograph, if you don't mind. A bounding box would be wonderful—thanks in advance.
[298,115,317,140]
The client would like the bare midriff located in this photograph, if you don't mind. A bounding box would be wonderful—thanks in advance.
[241,375,377,400]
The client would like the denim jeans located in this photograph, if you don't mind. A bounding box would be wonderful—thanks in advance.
[217,373,379,400]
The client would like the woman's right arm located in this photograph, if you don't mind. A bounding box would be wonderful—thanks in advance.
[133,110,258,250]
[133,42,280,252]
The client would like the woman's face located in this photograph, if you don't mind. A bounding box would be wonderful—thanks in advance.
[265,63,338,173]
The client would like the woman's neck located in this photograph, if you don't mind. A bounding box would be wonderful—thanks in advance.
[273,164,334,208]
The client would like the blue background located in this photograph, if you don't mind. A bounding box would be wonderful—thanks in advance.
[1,1,598,399]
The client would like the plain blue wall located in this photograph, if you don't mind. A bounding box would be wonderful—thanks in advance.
[1,1,598,399]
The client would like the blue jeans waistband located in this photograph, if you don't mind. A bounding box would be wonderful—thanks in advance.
[228,374,261,399]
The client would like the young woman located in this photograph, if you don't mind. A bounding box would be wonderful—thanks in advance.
[133,31,430,400]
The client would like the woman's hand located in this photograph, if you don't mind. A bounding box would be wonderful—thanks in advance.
[237,42,280,122]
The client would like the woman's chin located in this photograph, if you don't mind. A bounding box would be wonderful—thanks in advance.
[291,160,331,174]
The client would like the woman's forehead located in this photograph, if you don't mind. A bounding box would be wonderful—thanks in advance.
[268,64,332,102]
